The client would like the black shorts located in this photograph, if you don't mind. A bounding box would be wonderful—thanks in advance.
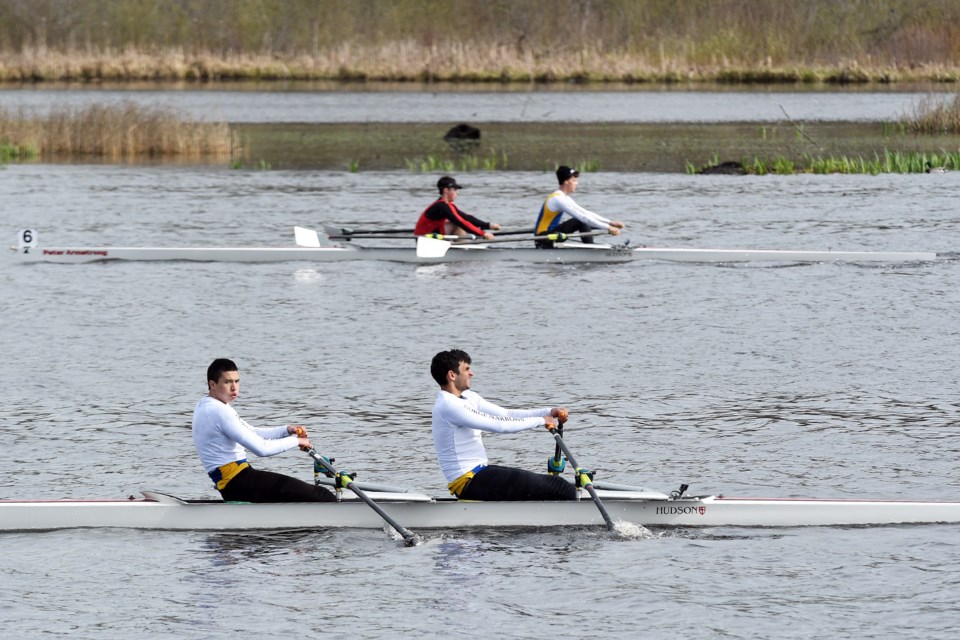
[458,464,576,501]
[535,218,594,249]
[218,465,336,503]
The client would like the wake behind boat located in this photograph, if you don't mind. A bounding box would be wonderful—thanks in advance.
[10,228,938,265]
[3,487,959,532]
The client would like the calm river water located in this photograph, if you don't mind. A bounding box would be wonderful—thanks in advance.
[2,163,960,638]
[0,82,948,122]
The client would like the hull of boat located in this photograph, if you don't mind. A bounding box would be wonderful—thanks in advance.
[2,492,958,532]
[11,245,936,264]
[13,245,637,264]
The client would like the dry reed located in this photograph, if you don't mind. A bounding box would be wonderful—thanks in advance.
[902,94,960,133]
[3,44,960,84]
[6,0,960,84]
[0,101,237,159]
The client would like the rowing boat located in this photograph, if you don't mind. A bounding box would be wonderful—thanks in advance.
[3,489,958,532]
[11,229,937,264]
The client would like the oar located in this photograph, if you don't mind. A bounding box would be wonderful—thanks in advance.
[294,225,324,247]
[326,225,415,236]
[546,423,616,531]
[416,230,611,258]
[479,230,611,245]
[298,226,466,249]
[306,449,419,546]
[324,224,533,237]
[485,228,535,236]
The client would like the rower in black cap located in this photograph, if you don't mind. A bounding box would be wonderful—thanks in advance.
[533,166,625,248]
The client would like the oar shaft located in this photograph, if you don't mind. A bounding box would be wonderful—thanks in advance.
[334,227,532,236]
[344,483,418,542]
[451,229,610,246]
[333,227,413,235]
[308,449,418,545]
[491,228,535,236]
[550,432,616,531]
[331,233,469,240]
[328,233,412,240]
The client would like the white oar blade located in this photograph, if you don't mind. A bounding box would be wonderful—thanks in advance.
[294,226,322,248]
[416,235,452,258]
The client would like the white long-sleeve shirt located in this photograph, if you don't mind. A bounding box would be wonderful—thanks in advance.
[192,395,298,473]
[431,389,550,483]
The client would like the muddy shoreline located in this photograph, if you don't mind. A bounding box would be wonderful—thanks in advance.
[234,121,960,173]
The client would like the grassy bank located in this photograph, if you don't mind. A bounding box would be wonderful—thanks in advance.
[3,102,957,174]
[232,121,960,174]
[4,0,960,84]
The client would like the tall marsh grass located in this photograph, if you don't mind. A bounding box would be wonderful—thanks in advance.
[5,0,960,83]
[0,102,237,159]
[902,94,960,133]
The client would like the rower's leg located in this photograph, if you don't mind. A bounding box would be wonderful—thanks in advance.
[459,465,576,501]
[570,219,594,243]
[443,221,470,238]
[219,466,336,502]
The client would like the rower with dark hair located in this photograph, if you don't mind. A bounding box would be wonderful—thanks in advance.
[429,349,576,501]
[192,358,335,503]
[414,176,501,239]
[534,165,625,248]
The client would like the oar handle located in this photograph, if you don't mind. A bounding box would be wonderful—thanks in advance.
[307,449,419,545]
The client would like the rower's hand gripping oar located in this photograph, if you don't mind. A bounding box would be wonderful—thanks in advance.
[305,448,420,546]
[545,413,617,532]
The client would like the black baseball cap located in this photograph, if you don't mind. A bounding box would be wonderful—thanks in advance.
[437,176,463,191]
[556,166,579,184]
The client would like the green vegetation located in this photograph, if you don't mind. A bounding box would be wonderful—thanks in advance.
[405,149,509,173]
[0,139,36,164]
[230,120,960,173]
[4,0,960,84]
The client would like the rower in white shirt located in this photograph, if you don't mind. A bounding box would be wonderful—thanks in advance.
[192,358,335,503]
[430,349,575,501]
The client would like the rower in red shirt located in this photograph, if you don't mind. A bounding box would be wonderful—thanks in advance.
[414,176,501,239]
